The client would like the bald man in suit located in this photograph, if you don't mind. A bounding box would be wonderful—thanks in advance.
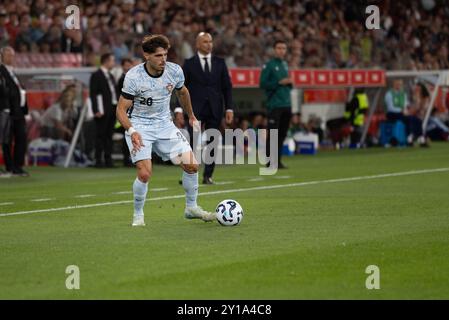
[182,32,234,184]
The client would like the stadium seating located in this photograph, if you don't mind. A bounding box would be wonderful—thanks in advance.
[15,54,83,68]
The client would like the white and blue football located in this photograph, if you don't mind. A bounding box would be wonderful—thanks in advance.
[215,199,243,226]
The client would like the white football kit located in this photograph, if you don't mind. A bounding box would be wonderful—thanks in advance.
[121,62,191,163]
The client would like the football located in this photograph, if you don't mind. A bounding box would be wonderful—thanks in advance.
[215,199,244,226]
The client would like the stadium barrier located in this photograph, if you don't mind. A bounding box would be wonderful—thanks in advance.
[1,68,446,167]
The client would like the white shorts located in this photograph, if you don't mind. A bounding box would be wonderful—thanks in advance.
[125,120,192,163]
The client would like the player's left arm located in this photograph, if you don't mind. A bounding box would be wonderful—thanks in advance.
[175,86,199,129]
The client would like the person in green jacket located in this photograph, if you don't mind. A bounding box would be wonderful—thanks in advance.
[259,40,293,169]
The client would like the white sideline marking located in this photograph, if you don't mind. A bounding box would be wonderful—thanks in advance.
[248,177,264,182]
[30,198,54,202]
[274,175,291,179]
[0,202,14,206]
[74,194,95,198]
[1,167,448,218]
[112,191,132,195]
[113,188,168,194]
[199,181,234,187]
[214,181,234,185]
[152,188,169,192]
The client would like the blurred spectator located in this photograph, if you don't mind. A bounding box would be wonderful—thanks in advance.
[288,112,306,137]
[0,10,9,48]
[173,107,186,130]
[385,79,426,145]
[0,0,448,69]
[344,88,369,147]
[249,112,266,133]
[61,29,83,53]
[412,81,448,142]
[305,114,324,143]
[132,10,150,36]
[117,57,134,94]
[40,84,77,140]
[111,31,130,63]
[426,108,449,141]
[15,14,33,52]
[412,82,430,120]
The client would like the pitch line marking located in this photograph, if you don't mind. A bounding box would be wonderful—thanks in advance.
[1,167,448,218]
[214,181,234,185]
[112,191,132,195]
[199,181,234,187]
[30,198,55,202]
[74,194,96,198]
[0,202,14,206]
[113,188,168,195]
[152,188,169,191]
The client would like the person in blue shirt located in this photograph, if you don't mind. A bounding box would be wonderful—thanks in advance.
[384,79,425,146]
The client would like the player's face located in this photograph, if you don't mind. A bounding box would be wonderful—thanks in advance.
[197,35,213,55]
[274,43,287,59]
[145,47,168,72]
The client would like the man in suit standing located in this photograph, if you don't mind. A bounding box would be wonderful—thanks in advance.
[89,53,118,168]
[0,46,29,177]
[183,32,233,184]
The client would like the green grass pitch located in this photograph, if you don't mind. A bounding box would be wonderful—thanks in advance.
[1,143,449,299]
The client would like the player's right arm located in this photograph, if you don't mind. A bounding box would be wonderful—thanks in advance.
[117,70,144,152]
[116,96,144,152]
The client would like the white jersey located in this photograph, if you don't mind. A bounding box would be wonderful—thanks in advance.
[121,62,185,122]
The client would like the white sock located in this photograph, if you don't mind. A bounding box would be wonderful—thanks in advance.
[133,178,148,216]
[182,171,198,208]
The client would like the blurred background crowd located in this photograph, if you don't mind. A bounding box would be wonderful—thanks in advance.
[1,0,449,70]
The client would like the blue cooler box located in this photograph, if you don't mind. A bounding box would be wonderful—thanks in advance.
[379,121,406,146]
[297,141,316,154]
[293,132,319,155]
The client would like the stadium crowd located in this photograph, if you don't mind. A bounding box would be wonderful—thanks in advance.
[0,0,448,70]
[1,0,449,176]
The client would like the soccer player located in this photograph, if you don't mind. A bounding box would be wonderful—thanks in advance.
[116,34,215,226]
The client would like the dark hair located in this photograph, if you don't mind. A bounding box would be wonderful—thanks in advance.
[141,34,170,54]
[121,58,133,66]
[58,84,76,107]
[100,53,113,65]
[418,82,430,98]
[273,40,287,48]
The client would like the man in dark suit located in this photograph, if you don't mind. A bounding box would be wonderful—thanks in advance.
[183,32,233,184]
[0,46,29,177]
[89,53,118,168]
